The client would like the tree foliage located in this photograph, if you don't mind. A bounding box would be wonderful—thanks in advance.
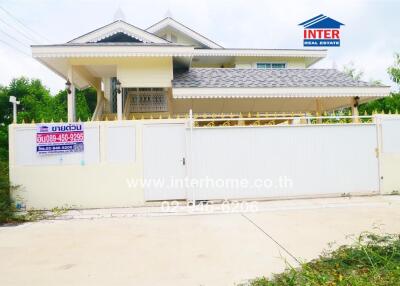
[388,53,400,87]
[342,55,400,115]
[343,61,364,81]
[1,77,96,123]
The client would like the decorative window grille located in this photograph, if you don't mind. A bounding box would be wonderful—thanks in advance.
[126,88,168,113]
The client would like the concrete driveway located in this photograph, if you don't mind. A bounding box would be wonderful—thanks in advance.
[1,195,400,286]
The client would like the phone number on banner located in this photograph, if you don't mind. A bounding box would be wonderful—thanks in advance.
[36,131,84,144]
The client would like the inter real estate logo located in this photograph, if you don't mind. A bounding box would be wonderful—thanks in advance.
[299,14,344,47]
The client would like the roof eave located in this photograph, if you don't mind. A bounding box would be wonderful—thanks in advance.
[172,87,391,99]
[192,48,328,59]
[31,45,195,58]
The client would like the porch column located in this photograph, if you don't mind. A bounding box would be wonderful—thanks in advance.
[352,96,360,123]
[315,99,323,124]
[116,80,123,121]
[67,67,76,122]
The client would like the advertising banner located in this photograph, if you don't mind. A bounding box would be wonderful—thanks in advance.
[36,123,84,154]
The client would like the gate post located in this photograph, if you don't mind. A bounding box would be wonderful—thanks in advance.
[375,114,383,194]
[188,109,195,204]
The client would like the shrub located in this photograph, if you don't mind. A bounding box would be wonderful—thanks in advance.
[246,233,400,286]
[0,160,12,223]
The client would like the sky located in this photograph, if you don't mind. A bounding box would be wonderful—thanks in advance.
[0,0,399,94]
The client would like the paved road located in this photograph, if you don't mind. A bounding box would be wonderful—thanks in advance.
[1,195,399,286]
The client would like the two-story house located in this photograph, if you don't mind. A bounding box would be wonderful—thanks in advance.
[31,16,389,123]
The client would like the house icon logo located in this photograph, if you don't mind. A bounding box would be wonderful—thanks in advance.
[299,14,344,47]
[39,126,49,132]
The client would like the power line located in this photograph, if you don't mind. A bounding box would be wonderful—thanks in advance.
[241,213,301,264]
[0,6,52,43]
[0,26,31,49]
[0,38,30,57]
[0,16,39,44]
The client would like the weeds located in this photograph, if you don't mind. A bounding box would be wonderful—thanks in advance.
[244,232,400,286]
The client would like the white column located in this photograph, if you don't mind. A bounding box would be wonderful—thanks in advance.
[68,87,76,122]
[117,89,123,121]
[315,99,323,124]
[67,68,76,122]
[352,97,360,123]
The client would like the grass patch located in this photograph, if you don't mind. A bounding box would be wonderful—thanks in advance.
[1,206,70,225]
[244,232,400,286]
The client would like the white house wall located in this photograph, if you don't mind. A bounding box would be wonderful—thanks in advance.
[117,57,173,87]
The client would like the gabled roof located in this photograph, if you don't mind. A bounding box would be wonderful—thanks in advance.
[146,17,223,49]
[68,20,170,44]
[299,14,344,29]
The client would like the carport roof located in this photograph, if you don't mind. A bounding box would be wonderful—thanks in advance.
[172,68,385,88]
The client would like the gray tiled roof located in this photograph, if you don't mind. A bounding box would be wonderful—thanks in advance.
[173,68,378,88]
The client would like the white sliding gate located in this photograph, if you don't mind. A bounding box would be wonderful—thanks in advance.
[188,124,380,200]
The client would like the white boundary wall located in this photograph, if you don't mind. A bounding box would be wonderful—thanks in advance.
[378,116,400,194]
[8,120,185,209]
[8,115,400,209]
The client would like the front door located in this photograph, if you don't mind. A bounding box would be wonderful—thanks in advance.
[143,124,187,201]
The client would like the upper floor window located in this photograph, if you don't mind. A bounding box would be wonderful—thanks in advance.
[256,63,286,69]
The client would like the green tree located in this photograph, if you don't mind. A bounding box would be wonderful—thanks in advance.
[81,87,97,115]
[343,61,364,81]
[53,88,96,122]
[359,94,400,115]
[342,55,400,115]
[388,53,400,87]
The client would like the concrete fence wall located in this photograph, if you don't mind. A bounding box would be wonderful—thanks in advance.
[8,115,400,210]
[8,119,185,209]
[378,116,400,194]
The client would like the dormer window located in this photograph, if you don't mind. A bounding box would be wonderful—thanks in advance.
[256,63,287,69]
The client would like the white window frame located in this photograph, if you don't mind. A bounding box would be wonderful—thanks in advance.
[256,62,287,69]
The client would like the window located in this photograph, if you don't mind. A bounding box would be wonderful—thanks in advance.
[256,63,286,69]
[126,88,168,113]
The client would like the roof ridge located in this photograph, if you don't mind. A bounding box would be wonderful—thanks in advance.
[146,16,223,48]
